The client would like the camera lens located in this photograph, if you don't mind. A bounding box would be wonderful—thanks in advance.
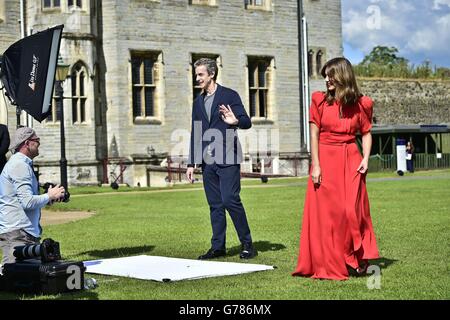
[13,238,61,262]
[13,244,42,260]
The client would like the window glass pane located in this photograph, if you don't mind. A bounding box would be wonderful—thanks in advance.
[80,98,86,122]
[54,0,60,6]
[258,62,267,87]
[144,59,154,84]
[259,90,267,117]
[248,63,256,87]
[68,0,73,6]
[131,58,141,84]
[250,90,257,117]
[72,98,78,122]
[71,72,77,96]
[76,0,82,7]
[132,87,142,118]
[44,0,51,7]
[316,51,323,75]
[80,72,85,96]
[308,50,313,77]
[145,87,154,116]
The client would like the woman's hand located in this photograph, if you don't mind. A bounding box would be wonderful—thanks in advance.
[357,158,369,174]
[186,167,195,183]
[311,165,322,185]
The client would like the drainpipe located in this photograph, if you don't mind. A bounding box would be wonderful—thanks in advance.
[297,0,310,153]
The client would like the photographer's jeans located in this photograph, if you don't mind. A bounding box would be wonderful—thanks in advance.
[0,229,40,267]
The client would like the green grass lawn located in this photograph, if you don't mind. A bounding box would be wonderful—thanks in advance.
[1,170,449,300]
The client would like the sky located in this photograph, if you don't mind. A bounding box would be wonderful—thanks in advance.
[342,0,450,68]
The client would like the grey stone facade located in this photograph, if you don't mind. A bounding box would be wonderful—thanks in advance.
[0,0,21,124]
[0,0,20,54]
[0,0,343,186]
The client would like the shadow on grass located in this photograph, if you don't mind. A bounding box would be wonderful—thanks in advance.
[348,257,397,277]
[371,257,397,269]
[79,245,155,259]
[227,240,286,257]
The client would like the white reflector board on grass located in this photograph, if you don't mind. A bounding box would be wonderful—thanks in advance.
[84,255,275,282]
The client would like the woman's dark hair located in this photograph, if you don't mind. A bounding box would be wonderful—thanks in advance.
[321,57,361,106]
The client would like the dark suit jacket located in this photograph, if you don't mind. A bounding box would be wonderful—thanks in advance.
[188,84,251,167]
[0,124,10,172]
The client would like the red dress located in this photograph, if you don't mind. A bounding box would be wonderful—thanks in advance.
[292,91,380,280]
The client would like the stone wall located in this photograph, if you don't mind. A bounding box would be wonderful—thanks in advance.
[359,78,450,125]
[0,0,20,53]
[0,0,20,124]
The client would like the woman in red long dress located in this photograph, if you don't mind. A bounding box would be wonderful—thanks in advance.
[292,57,380,280]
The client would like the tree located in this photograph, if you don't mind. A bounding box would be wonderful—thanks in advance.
[355,45,450,79]
[361,46,408,66]
[356,46,409,77]
[435,67,450,79]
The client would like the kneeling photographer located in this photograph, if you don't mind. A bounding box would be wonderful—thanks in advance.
[0,127,66,268]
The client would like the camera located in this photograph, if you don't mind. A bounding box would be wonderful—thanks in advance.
[42,182,70,202]
[13,238,61,262]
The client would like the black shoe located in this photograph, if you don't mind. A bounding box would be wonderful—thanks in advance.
[240,244,258,259]
[198,248,226,260]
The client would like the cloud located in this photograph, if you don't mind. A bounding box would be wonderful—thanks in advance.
[433,0,450,10]
[342,0,450,67]
[406,14,450,64]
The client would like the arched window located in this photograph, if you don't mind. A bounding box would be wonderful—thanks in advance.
[308,49,314,78]
[71,62,88,124]
[47,90,61,123]
[316,50,324,76]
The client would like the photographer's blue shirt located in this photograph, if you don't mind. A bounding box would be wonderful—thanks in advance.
[0,152,49,238]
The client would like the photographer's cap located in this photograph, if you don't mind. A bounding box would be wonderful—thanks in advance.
[9,127,36,153]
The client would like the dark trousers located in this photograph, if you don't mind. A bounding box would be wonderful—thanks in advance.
[202,163,252,251]
[406,159,414,173]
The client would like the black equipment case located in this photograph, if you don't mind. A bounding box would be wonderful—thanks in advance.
[1,259,86,294]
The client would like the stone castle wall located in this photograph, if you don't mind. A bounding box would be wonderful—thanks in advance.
[359,78,450,125]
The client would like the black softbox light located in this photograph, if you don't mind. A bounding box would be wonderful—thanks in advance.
[0,25,64,122]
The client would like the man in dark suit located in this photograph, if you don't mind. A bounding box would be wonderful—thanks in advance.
[186,58,257,260]
[0,124,10,174]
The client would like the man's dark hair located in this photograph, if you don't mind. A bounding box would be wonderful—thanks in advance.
[194,58,218,81]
